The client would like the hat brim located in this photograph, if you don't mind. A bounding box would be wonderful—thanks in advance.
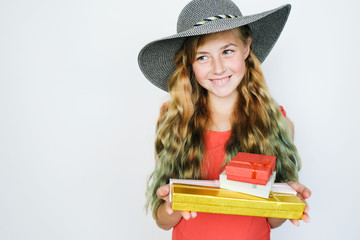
[138,4,291,92]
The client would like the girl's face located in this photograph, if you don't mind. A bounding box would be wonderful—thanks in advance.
[192,29,251,101]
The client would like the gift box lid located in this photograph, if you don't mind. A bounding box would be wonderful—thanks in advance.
[225,152,276,185]
[171,183,305,219]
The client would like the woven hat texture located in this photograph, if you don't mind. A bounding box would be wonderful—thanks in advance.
[138,0,291,92]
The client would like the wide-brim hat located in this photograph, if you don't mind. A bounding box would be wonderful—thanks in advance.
[138,0,291,92]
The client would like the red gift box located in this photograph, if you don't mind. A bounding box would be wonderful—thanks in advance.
[225,152,276,185]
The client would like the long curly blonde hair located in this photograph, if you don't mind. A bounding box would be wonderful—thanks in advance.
[146,26,301,218]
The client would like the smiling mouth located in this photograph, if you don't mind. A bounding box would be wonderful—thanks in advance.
[210,76,231,85]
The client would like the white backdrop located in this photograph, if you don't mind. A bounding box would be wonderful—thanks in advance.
[0,0,359,239]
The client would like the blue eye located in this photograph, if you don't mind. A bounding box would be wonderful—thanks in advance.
[223,49,234,55]
[196,56,207,61]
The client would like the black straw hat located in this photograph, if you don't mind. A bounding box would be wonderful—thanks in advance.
[138,0,291,92]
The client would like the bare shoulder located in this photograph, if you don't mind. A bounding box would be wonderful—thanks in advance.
[285,117,295,141]
[285,117,294,130]
[156,101,170,129]
[160,101,169,113]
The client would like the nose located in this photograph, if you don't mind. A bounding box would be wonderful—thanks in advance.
[212,57,226,75]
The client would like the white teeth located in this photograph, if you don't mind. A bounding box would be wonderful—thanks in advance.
[212,76,229,85]
[214,79,225,85]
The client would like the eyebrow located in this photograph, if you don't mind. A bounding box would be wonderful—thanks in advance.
[221,43,238,50]
[196,43,238,55]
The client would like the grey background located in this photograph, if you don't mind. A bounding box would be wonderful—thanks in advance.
[0,0,359,239]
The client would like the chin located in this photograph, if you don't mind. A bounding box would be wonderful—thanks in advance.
[211,89,238,99]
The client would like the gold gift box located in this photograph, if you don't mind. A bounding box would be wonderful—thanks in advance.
[171,183,305,219]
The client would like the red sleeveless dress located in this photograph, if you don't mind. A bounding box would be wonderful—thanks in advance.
[172,130,271,240]
[171,106,286,239]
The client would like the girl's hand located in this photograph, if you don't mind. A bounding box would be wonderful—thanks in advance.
[268,181,311,228]
[287,181,311,226]
[157,184,197,220]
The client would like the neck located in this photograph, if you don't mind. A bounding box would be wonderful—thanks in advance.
[207,93,238,132]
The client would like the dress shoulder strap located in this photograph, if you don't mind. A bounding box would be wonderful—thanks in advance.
[280,105,286,117]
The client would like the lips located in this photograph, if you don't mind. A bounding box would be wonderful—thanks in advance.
[210,76,231,85]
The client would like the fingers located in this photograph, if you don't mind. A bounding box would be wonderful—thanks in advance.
[165,202,173,215]
[287,181,311,226]
[301,186,311,199]
[302,212,311,223]
[296,193,310,213]
[157,185,173,214]
[296,191,310,221]
[303,198,310,214]
[289,212,311,227]
[181,211,197,220]
[156,184,170,200]
[289,193,311,227]
[287,181,312,199]
[182,212,190,220]
[289,219,300,227]
[156,184,197,220]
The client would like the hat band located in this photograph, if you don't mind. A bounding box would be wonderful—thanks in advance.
[193,14,239,27]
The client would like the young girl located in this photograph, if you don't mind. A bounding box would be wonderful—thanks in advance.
[138,0,311,239]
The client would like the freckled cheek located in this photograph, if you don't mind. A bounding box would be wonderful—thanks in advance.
[230,62,246,77]
[192,65,209,83]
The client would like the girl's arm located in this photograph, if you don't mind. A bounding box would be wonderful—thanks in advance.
[285,117,295,142]
[155,185,197,230]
